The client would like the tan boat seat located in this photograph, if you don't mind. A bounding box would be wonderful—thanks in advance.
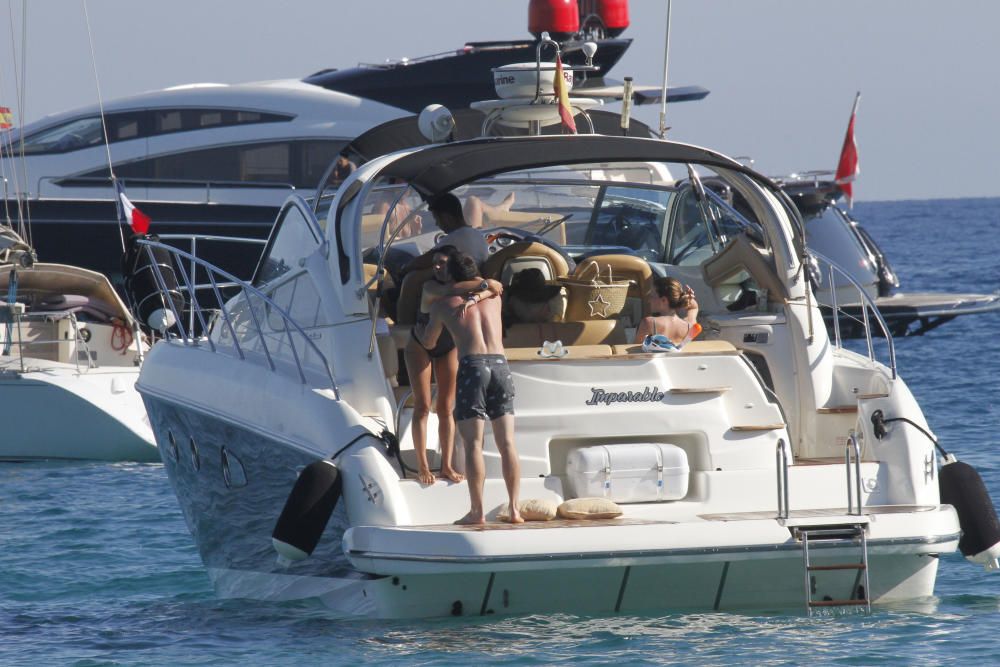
[482,241,570,284]
[506,344,614,361]
[612,340,739,355]
[504,320,628,348]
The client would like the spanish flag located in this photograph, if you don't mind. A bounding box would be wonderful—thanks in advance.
[553,55,576,134]
[0,107,12,130]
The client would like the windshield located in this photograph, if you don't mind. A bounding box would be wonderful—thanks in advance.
[362,164,765,267]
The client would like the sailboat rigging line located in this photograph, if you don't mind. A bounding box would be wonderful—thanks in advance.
[81,0,125,254]
[4,0,29,242]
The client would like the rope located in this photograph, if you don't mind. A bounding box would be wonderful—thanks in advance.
[110,318,133,353]
[81,0,125,255]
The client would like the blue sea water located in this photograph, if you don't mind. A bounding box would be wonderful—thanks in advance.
[3,197,1000,666]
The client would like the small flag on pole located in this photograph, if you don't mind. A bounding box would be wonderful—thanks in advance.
[0,107,12,130]
[115,180,151,234]
[553,55,577,134]
[834,92,861,208]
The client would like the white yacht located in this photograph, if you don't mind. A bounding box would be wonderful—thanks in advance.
[134,124,998,616]
[0,228,155,461]
[2,79,405,279]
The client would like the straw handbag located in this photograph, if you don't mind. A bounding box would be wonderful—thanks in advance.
[559,261,632,320]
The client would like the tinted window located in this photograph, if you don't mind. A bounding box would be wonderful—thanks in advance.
[108,140,344,188]
[19,108,291,155]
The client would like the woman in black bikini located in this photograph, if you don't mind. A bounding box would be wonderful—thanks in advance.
[403,246,501,485]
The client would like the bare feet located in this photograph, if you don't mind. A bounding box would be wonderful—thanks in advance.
[417,467,435,485]
[454,511,486,525]
[500,192,515,211]
[439,466,465,483]
[503,510,525,524]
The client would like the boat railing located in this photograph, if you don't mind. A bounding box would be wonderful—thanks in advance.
[35,175,297,203]
[155,234,266,333]
[134,239,339,396]
[0,306,97,372]
[808,249,897,379]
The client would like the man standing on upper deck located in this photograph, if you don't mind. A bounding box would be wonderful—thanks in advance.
[416,250,522,525]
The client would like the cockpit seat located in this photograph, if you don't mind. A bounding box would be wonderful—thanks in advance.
[482,241,570,285]
[503,319,627,348]
[701,233,789,306]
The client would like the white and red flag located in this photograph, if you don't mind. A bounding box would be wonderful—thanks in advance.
[834,92,861,208]
[115,180,151,234]
[553,54,577,134]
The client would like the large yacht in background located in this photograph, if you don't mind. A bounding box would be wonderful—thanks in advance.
[1,80,404,280]
[0,0,706,283]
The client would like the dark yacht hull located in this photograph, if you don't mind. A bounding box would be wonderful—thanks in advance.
[15,199,275,285]
[825,291,1000,338]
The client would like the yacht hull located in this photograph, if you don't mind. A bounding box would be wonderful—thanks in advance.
[142,381,959,618]
[0,364,156,462]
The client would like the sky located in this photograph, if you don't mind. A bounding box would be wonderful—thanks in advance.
[2,0,999,202]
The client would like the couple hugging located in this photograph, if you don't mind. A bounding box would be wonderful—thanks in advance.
[408,193,523,525]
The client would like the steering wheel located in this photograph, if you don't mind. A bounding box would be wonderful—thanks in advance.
[485,230,525,254]
[607,212,661,251]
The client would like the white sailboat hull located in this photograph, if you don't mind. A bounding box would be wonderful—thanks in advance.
[0,360,156,461]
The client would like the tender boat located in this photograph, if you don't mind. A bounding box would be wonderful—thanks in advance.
[133,87,999,614]
[0,227,155,461]
[777,171,1000,337]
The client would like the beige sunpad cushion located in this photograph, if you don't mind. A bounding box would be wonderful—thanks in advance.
[495,498,559,522]
[557,497,623,520]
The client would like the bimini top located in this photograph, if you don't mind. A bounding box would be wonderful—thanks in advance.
[369,135,770,199]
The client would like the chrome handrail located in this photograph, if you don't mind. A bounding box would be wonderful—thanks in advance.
[155,234,267,334]
[808,249,897,379]
[0,309,96,371]
[135,239,339,396]
[846,431,863,516]
[776,438,790,519]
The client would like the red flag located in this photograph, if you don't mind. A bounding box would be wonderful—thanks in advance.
[834,92,861,208]
[553,55,577,134]
[115,180,151,234]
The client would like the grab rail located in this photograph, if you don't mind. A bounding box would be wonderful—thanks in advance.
[155,234,267,334]
[846,431,863,516]
[776,438,790,519]
[134,239,339,397]
[0,308,96,372]
[808,249,897,379]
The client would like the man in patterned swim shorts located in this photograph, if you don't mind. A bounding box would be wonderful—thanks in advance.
[417,251,523,525]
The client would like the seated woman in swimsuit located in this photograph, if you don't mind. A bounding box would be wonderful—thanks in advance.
[404,245,502,485]
[634,276,699,347]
